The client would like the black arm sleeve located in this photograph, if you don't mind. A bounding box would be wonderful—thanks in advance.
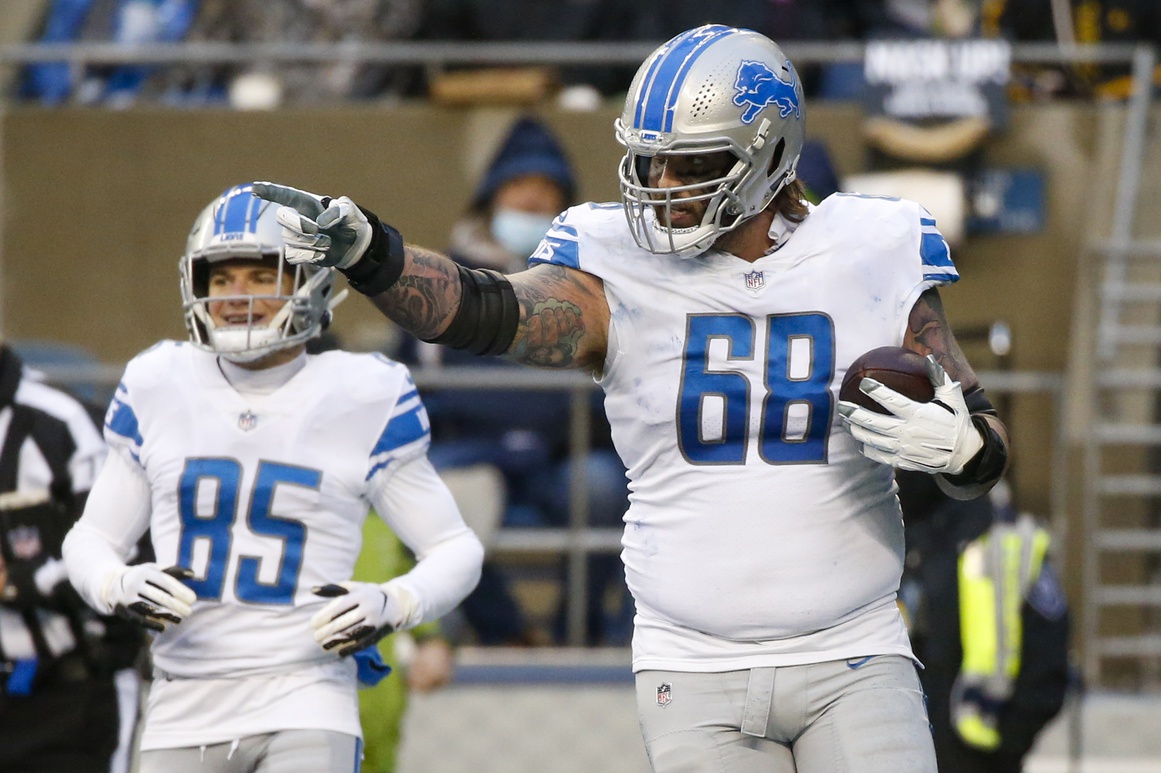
[329,206,521,357]
[336,206,407,297]
[421,264,520,357]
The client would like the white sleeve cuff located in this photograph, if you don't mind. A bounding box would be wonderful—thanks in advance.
[368,455,485,628]
[380,581,421,630]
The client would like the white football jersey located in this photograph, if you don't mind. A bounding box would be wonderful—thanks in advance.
[104,342,430,680]
[531,194,958,672]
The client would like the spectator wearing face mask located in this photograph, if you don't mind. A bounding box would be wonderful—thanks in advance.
[403,117,633,647]
[447,116,577,274]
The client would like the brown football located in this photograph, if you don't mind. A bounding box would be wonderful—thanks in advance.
[839,346,935,415]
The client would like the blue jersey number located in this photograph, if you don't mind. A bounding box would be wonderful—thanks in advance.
[177,458,321,604]
[678,312,835,465]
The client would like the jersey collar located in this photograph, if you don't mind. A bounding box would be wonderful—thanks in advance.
[764,200,814,255]
[217,351,308,396]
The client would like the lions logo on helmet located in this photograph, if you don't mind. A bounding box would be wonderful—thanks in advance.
[179,184,341,362]
[614,25,805,258]
[733,59,802,124]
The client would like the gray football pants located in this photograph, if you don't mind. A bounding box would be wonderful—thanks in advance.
[138,730,361,773]
[636,655,936,773]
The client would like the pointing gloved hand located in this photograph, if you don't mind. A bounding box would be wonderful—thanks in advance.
[251,182,372,270]
[106,564,196,632]
[837,355,983,475]
[311,581,410,657]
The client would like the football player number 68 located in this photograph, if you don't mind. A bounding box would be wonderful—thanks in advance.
[679,312,835,465]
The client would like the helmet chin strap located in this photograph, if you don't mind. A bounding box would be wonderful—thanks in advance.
[651,186,746,259]
[209,325,292,364]
[764,209,804,254]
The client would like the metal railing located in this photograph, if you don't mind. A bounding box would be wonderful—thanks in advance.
[0,39,1150,70]
[31,362,1066,646]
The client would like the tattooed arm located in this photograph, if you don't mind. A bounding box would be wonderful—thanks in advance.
[506,264,610,373]
[903,287,1008,444]
[903,287,980,390]
[248,183,609,371]
[903,287,1010,496]
[366,245,610,374]
[364,245,462,340]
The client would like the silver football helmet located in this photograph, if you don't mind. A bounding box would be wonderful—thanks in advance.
[180,184,340,362]
[615,25,806,258]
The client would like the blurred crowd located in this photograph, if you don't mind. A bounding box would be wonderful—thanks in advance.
[6,0,1161,107]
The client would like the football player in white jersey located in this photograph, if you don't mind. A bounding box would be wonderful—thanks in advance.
[253,24,1009,773]
[62,184,484,773]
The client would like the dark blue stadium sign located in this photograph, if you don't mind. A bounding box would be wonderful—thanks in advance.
[967,168,1047,235]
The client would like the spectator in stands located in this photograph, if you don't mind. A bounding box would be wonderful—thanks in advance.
[850,0,982,38]
[447,115,577,275]
[991,0,1161,99]
[626,0,865,96]
[896,469,1071,773]
[19,0,199,106]
[0,340,144,773]
[409,116,633,646]
[134,0,425,106]
[416,0,637,99]
[418,1,866,102]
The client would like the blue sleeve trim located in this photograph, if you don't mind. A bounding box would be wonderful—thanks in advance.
[106,398,143,445]
[529,222,580,269]
[920,232,954,268]
[371,405,430,458]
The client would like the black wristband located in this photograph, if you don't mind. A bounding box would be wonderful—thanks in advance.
[936,413,1009,501]
[338,207,406,296]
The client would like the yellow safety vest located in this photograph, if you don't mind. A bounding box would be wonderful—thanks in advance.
[953,513,1051,750]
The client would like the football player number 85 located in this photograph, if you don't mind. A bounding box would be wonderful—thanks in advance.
[679,312,835,464]
[177,459,320,604]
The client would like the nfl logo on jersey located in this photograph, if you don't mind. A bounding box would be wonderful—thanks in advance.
[238,411,258,432]
[656,682,672,707]
[744,270,765,291]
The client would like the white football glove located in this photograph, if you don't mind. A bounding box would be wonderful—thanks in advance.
[105,564,196,632]
[251,182,372,270]
[837,355,984,475]
[310,581,411,657]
